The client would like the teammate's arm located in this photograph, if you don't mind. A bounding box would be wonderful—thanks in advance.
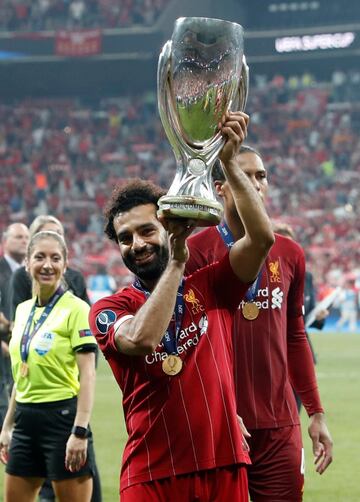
[287,251,333,473]
[289,325,333,473]
[308,412,333,474]
[219,112,274,282]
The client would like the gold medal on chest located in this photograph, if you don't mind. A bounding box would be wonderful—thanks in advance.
[20,361,29,378]
[242,302,260,321]
[162,355,183,376]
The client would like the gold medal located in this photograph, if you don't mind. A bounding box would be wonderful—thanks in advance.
[162,355,183,376]
[242,302,259,321]
[20,362,29,378]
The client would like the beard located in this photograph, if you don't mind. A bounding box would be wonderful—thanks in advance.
[122,243,169,282]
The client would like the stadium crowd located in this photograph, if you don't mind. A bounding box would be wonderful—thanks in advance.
[0,70,359,295]
[0,0,168,31]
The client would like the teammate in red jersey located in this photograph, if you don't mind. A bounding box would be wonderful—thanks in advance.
[186,145,333,501]
[89,113,275,501]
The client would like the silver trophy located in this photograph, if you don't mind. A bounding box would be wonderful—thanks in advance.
[157,17,249,226]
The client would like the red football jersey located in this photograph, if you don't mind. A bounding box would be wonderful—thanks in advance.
[186,228,323,429]
[89,254,251,491]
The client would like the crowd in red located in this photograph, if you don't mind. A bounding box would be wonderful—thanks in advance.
[248,70,360,294]
[0,71,359,293]
[0,0,168,31]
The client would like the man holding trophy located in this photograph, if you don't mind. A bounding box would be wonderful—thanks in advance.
[186,147,334,501]
[181,18,333,498]
[89,18,275,500]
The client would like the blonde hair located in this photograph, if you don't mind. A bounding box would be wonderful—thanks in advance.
[27,231,68,261]
[29,215,64,238]
[27,231,68,297]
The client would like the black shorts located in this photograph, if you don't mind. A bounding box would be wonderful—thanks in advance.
[6,397,96,481]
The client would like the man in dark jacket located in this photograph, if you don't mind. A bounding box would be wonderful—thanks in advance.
[0,223,30,426]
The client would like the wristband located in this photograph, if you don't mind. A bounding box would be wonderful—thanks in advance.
[71,425,91,439]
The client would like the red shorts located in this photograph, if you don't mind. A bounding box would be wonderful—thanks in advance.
[121,465,248,502]
[247,425,304,502]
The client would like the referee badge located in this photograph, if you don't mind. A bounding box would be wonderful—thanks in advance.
[34,332,55,356]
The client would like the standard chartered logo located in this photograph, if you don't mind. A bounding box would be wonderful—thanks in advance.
[271,287,284,309]
[145,315,208,365]
[238,286,284,312]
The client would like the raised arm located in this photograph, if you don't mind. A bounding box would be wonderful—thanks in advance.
[219,112,274,282]
[114,223,194,356]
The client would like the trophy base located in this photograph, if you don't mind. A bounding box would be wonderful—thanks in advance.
[157,195,223,227]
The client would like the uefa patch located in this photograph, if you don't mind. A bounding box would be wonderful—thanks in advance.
[96,310,116,334]
[79,329,92,338]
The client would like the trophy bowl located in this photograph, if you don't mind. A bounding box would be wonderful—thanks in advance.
[157,16,249,226]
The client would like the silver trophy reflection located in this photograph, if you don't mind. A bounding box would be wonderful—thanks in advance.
[157,17,249,226]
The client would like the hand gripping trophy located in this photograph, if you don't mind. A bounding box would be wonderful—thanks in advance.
[157,17,249,226]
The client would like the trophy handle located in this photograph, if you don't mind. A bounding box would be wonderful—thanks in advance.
[238,55,249,111]
[157,41,183,163]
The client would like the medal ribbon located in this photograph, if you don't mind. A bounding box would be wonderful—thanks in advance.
[217,220,235,249]
[20,287,65,363]
[217,220,263,302]
[133,278,184,355]
[244,270,263,302]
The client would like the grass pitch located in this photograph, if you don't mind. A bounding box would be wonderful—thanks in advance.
[0,332,359,501]
[300,332,360,501]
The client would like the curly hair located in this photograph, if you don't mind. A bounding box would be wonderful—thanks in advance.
[212,145,262,182]
[104,178,166,242]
